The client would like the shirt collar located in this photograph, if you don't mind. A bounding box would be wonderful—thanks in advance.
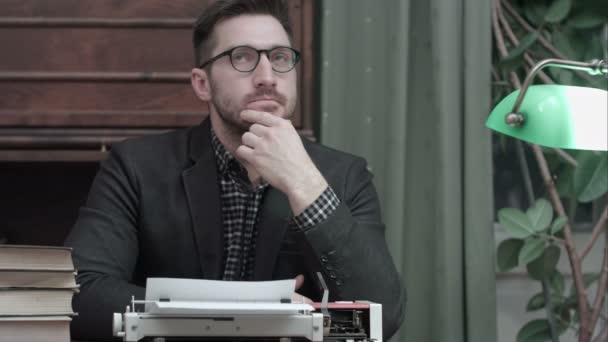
[210,128,234,176]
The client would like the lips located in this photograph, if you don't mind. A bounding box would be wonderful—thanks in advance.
[246,100,279,112]
[248,97,279,104]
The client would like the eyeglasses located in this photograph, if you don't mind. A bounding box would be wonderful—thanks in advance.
[199,46,301,73]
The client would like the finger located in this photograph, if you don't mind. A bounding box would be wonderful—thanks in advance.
[241,110,282,127]
[294,274,305,291]
[235,145,254,162]
[241,131,261,148]
[249,123,268,137]
[291,293,314,304]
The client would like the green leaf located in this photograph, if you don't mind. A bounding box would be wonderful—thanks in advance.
[555,312,571,335]
[526,291,564,312]
[497,238,524,272]
[526,199,554,232]
[502,32,539,63]
[572,310,580,324]
[526,293,546,311]
[555,167,574,198]
[550,216,568,235]
[519,237,546,265]
[549,270,565,295]
[574,152,608,203]
[567,11,607,29]
[553,27,587,62]
[523,2,548,26]
[551,29,575,60]
[554,304,572,328]
[550,68,575,85]
[517,319,551,342]
[545,0,573,23]
[568,273,601,297]
[583,273,600,288]
[498,55,526,74]
[583,33,607,71]
[527,245,561,280]
[499,208,535,239]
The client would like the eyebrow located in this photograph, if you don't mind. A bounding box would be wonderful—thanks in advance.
[223,44,291,51]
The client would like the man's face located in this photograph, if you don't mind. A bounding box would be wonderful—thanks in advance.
[205,15,297,133]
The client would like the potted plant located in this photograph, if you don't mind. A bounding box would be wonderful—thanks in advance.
[491,0,607,341]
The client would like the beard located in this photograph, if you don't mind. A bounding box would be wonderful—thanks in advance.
[208,77,296,136]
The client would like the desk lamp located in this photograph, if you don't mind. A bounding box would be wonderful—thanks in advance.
[487,58,607,151]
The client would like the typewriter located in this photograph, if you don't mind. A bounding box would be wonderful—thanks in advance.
[112,274,382,341]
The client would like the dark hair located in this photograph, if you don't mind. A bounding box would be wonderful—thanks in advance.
[192,0,293,67]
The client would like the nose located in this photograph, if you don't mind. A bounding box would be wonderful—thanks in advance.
[252,53,277,88]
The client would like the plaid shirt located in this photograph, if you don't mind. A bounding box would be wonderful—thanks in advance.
[210,129,340,280]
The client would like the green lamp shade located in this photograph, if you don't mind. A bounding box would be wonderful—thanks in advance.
[487,85,607,151]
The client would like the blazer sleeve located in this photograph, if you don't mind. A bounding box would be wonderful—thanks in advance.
[299,157,406,340]
[64,146,145,341]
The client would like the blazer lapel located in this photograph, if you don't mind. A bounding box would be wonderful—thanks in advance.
[253,187,292,280]
[182,120,224,279]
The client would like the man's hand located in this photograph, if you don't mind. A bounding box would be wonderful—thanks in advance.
[291,274,313,304]
[236,110,328,216]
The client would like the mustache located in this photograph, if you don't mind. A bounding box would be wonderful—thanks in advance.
[243,88,287,105]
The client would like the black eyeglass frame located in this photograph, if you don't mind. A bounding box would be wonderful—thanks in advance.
[198,45,301,73]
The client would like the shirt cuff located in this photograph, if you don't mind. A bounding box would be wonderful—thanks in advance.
[291,186,341,231]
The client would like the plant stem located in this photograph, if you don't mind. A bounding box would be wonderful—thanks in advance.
[515,140,535,205]
[581,206,608,260]
[501,0,595,83]
[531,146,591,342]
[496,6,554,84]
[515,131,560,342]
[544,234,565,245]
[552,148,578,168]
[492,67,501,82]
[512,116,562,341]
[589,224,608,337]
[501,0,565,58]
[493,2,561,340]
[541,278,560,340]
[492,0,520,88]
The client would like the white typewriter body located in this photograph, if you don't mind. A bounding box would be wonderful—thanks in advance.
[112,277,382,341]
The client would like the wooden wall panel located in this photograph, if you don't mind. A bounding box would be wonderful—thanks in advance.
[0,28,193,71]
[0,83,201,110]
[0,0,315,161]
[0,110,202,128]
[1,0,210,18]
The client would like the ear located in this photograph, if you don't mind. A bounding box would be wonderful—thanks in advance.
[191,68,212,102]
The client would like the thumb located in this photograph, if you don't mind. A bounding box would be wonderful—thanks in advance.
[294,274,305,291]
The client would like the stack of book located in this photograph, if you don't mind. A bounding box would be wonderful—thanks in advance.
[0,245,77,342]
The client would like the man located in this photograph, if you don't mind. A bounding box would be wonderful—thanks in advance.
[65,0,405,340]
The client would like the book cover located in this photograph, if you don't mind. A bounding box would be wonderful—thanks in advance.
[0,270,77,289]
[0,316,71,342]
[0,289,76,316]
[0,245,74,271]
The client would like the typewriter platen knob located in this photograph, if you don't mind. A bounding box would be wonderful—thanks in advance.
[113,313,125,338]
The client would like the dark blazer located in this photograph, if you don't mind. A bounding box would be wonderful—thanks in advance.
[65,119,405,341]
